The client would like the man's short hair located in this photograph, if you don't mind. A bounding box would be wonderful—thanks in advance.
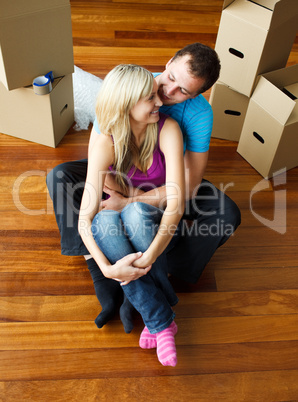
[172,43,221,94]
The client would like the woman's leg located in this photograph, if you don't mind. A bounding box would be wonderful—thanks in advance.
[92,209,137,333]
[120,203,179,365]
[94,206,178,366]
[121,202,178,307]
[85,257,122,329]
[94,206,176,334]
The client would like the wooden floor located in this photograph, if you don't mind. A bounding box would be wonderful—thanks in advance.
[1,1,298,401]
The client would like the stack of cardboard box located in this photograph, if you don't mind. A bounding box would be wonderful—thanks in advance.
[0,0,74,147]
[210,0,298,178]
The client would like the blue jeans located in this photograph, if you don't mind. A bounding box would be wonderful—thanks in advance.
[46,159,241,283]
[91,202,178,333]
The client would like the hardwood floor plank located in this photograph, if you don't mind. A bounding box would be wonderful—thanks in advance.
[0,230,61,252]
[0,342,297,381]
[215,266,298,291]
[221,226,298,247]
[112,0,223,9]
[208,245,298,269]
[0,272,92,296]
[0,269,215,296]
[1,315,298,351]
[174,289,298,317]
[1,251,82,273]
[0,194,54,214]
[0,131,89,161]
[1,290,297,323]
[0,295,100,323]
[0,321,139,351]
[1,370,298,402]
[0,214,60,231]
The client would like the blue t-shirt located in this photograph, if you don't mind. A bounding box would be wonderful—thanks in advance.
[93,72,213,153]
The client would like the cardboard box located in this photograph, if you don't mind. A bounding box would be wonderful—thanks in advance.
[210,81,249,142]
[237,64,298,178]
[0,0,74,91]
[0,74,74,147]
[215,0,298,96]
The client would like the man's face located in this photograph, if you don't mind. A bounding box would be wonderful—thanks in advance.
[156,56,206,106]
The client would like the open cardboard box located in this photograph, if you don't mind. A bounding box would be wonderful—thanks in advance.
[0,0,74,91]
[215,0,298,97]
[0,74,74,147]
[210,81,250,142]
[237,64,298,179]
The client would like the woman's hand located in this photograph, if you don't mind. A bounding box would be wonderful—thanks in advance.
[132,250,156,269]
[106,251,151,285]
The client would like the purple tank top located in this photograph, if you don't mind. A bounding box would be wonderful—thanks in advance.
[109,113,168,192]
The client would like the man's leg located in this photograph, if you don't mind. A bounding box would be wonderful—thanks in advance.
[167,179,241,283]
[46,159,89,256]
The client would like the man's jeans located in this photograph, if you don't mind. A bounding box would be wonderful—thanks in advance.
[91,202,178,333]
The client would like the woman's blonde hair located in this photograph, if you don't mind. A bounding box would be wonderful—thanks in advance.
[95,64,158,189]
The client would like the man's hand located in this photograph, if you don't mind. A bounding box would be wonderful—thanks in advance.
[104,173,125,195]
[108,252,151,285]
[101,187,129,211]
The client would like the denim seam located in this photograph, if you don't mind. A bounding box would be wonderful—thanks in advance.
[148,312,175,334]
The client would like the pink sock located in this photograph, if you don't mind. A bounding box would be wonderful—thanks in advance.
[139,321,178,349]
[156,321,178,367]
[139,326,157,349]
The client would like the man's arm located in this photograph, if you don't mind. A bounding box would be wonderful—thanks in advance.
[101,149,209,211]
[184,149,208,200]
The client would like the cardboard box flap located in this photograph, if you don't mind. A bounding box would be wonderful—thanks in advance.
[223,0,287,12]
[222,0,277,9]
[222,0,298,30]
[261,65,298,91]
[248,0,278,11]
[270,0,298,29]
[284,83,298,125]
[223,0,236,8]
[283,83,298,100]
[0,0,70,20]
[252,76,296,125]
[224,0,274,30]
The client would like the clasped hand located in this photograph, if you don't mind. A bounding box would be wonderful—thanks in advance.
[101,187,128,211]
[108,251,152,285]
[100,182,145,212]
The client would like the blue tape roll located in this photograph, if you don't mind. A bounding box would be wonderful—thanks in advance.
[33,71,54,95]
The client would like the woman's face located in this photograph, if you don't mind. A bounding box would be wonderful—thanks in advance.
[129,80,162,125]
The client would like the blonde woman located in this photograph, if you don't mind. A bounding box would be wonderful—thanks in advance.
[79,64,185,366]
